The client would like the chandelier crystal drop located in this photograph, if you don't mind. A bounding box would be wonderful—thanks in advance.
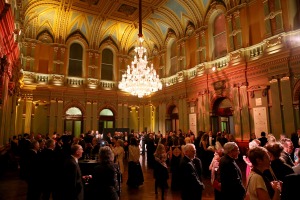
[118,0,162,98]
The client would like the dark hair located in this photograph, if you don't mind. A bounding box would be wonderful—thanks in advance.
[265,142,283,158]
[173,137,179,146]
[248,146,268,166]
[130,137,138,146]
[261,132,266,137]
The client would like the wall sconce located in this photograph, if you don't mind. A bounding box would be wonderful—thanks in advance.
[212,66,216,71]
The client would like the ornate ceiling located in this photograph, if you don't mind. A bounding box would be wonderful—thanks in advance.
[22,0,214,53]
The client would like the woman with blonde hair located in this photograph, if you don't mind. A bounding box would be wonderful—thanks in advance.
[153,144,169,199]
[247,146,281,200]
[112,139,124,181]
[243,139,261,181]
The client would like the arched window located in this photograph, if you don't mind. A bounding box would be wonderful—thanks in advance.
[68,43,83,77]
[100,109,113,116]
[66,107,82,115]
[213,14,227,58]
[99,108,115,133]
[65,107,83,138]
[101,49,113,80]
[170,40,178,76]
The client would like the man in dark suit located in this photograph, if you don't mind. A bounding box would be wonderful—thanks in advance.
[280,138,295,167]
[40,139,57,200]
[26,140,41,200]
[179,143,204,200]
[281,173,300,200]
[219,142,245,200]
[62,144,84,200]
[258,131,268,147]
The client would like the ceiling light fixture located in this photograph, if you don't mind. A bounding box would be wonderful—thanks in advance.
[118,0,162,98]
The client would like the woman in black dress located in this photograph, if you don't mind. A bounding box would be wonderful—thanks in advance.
[153,144,169,199]
[127,137,144,187]
[169,137,182,191]
[91,146,121,200]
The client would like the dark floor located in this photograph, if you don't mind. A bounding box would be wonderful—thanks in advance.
[0,154,230,200]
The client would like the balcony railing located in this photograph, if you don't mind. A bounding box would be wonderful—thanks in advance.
[22,30,300,90]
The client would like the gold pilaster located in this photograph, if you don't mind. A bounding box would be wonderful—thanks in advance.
[270,78,283,138]
[49,99,57,135]
[280,77,296,137]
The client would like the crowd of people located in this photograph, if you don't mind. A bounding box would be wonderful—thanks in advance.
[2,129,300,200]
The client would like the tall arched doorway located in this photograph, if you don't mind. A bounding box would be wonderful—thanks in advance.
[211,98,234,134]
[166,106,179,133]
[99,109,115,133]
[65,107,83,138]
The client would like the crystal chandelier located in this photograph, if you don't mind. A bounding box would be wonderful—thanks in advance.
[118,0,162,98]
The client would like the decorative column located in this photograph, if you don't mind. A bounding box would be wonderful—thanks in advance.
[180,42,186,70]
[158,103,166,134]
[227,14,234,52]
[280,77,296,137]
[176,44,180,73]
[195,33,201,64]
[233,11,242,49]
[57,100,63,134]
[178,96,188,132]
[92,101,98,131]
[24,98,33,134]
[30,43,36,71]
[123,104,129,128]
[8,94,18,136]
[138,105,144,132]
[232,87,241,139]
[198,92,205,132]
[203,91,211,132]
[269,78,283,138]
[240,85,250,140]
[294,105,300,130]
[117,103,123,128]
[129,107,138,132]
[49,99,57,136]
[15,98,24,135]
[85,101,92,131]
[150,105,155,133]
[53,47,58,74]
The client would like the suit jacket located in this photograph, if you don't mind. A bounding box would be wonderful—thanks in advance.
[258,137,268,147]
[39,148,57,188]
[267,158,294,182]
[281,173,300,200]
[179,156,204,200]
[219,154,245,200]
[63,156,84,200]
[281,151,294,167]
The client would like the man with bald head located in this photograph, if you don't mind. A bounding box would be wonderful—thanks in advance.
[179,143,204,200]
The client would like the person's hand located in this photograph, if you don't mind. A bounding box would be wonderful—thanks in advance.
[270,181,282,192]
